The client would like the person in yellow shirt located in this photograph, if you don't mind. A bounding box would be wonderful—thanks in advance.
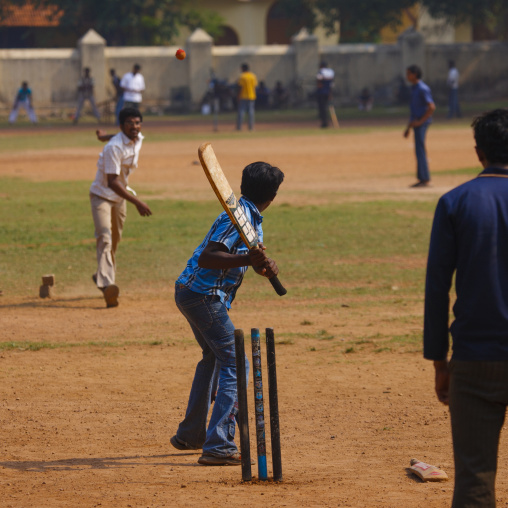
[236,63,258,131]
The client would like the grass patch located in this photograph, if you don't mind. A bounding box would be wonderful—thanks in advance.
[0,177,437,297]
[437,166,482,176]
[0,340,168,351]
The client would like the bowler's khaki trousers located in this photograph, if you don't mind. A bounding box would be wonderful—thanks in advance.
[90,193,126,288]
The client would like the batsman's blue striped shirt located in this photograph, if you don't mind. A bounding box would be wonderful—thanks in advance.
[176,197,263,308]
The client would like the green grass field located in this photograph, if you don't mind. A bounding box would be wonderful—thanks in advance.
[0,175,435,297]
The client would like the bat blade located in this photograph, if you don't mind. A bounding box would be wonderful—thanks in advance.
[198,142,287,296]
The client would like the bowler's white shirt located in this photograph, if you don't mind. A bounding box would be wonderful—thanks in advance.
[120,72,145,103]
[90,131,144,203]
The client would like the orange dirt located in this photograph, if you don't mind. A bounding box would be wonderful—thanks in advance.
[2,119,507,507]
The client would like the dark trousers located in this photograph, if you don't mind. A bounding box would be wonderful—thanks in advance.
[317,94,329,127]
[449,360,508,508]
[414,123,430,182]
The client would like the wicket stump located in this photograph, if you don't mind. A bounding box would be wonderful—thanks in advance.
[235,327,283,482]
[266,328,283,481]
[251,328,268,480]
[234,329,252,481]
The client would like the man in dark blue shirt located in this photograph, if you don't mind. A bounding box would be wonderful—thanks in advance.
[424,109,508,507]
[403,65,435,188]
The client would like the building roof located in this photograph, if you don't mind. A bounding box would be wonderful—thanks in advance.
[1,2,62,27]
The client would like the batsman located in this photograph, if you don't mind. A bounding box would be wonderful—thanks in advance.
[170,160,284,466]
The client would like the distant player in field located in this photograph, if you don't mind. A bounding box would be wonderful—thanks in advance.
[90,107,152,308]
[404,64,435,187]
[236,63,258,131]
[424,109,508,507]
[171,162,284,466]
[9,81,37,124]
[316,61,334,128]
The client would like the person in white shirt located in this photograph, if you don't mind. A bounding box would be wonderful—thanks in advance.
[90,107,152,308]
[120,64,145,110]
[316,61,335,128]
[447,60,461,119]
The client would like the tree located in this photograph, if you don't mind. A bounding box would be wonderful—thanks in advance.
[274,0,418,42]
[421,0,508,40]
[30,0,224,46]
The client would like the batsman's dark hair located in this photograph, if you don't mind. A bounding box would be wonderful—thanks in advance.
[241,63,249,72]
[407,64,422,79]
[119,107,143,124]
[472,109,508,165]
[241,162,284,204]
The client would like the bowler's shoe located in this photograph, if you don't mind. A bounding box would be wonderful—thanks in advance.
[103,284,119,308]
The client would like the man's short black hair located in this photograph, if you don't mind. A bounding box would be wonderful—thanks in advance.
[472,109,508,165]
[240,162,284,204]
[241,63,249,72]
[119,107,143,124]
[407,64,422,79]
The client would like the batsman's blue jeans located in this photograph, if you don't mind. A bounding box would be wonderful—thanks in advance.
[174,284,249,457]
[414,122,430,183]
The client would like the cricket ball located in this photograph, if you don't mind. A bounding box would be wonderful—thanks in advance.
[176,48,186,60]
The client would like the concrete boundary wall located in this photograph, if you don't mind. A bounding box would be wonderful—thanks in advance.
[0,28,507,113]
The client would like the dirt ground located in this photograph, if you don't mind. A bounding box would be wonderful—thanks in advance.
[2,119,508,507]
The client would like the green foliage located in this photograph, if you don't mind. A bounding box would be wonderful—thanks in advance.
[274,0,418,42]
[0,177,436,298]
[421,0,508,40]
[32,0,224,45]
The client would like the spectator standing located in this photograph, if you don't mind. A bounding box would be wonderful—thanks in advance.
[316,61,334,128]
[9,81,37,124]
[110,68,124,125]
[121,64,145,110]
[424,109,508,507]
[73,67,101,124]
[447,60,461,119]
[403,64,436,188]
[272,81,289,109]
[358,88,373,111]
[236,63,257,131]
[255,81,270,110]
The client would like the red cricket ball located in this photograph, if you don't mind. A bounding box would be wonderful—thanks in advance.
[176,49,186,60]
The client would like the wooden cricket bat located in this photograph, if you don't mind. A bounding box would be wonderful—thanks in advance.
[198,142,287,296]
[409,458,448,482]
[329,104,339,128]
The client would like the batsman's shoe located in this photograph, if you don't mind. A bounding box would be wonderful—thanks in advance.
[103,284,119,308]
[170,435,201,451]
[197,452,254,466]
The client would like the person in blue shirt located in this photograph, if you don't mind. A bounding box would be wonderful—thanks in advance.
[403,65,435,188]
[8,81,37,124]
[424,108,508,507]
[171,161,284,466]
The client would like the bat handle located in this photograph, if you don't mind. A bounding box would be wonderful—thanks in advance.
[269,276,287,296]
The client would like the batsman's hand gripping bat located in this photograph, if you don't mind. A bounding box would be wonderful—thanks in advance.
[198,142,287,296]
